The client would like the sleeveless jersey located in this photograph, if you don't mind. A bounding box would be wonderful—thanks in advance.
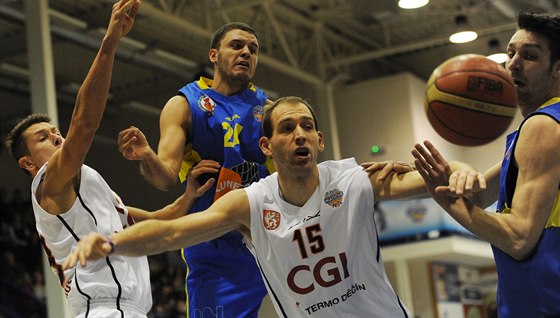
[31,164,151,317]
[245,158,410,318]
[495,98,560,317]
[177,77,272,317]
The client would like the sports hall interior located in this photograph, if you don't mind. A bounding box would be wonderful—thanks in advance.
[1,1,558,317]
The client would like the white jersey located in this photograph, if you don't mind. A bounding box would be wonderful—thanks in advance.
[31,163,151,317]
[245,158,410,318]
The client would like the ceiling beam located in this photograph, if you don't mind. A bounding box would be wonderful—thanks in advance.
[139,1,322,84]
[330,22,517,68]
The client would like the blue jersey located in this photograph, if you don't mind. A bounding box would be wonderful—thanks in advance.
[177,77,273,318]
[495,98,560,317]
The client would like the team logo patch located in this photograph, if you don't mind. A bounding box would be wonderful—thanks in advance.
[198,95,216,115]
[324,189,344,208]
[253,105,263,122]
[263,210,281,231]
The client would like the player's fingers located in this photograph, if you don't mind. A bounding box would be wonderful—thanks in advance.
[378,162,397,181]
[361,161,388,173]
[413,158,430,180]
[455,172,467,196]
[435,186,459,197]
[476,173,487,190]
[413,144,438,174]
[412,148,437,177]
[465,173,477,191]
[127,0,141,19]
[78,243,87,267]
[191,167,220,179]
[117,129,135,148]
[115,0,134,12]
[63,251,76,270]
[393,161,413,173]
[194,160,221,169]
[424,140,451,175]
[448,172,458,192]
[197,178,215,195]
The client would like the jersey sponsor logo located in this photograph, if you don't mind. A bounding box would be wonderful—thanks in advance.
[324,189,344,208]
[197,95,216,115]
[304,283,367,314]
[252,105,263,122]
[287,252,349,294]
[263,209,281,231]
[213,167,242,201]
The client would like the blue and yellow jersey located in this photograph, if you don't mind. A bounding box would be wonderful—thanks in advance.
[494,97,560,317]
[176,77,273,317]
[178,77,274,213]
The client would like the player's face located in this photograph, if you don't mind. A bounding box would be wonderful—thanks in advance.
[265,102,324,173]
[21,122,64,173]
[212,29,259,84]
[506,30,558,111]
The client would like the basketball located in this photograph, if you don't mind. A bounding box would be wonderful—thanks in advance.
[425,54,518,146]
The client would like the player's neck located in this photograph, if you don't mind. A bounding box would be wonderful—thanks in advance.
[277,168,319,207]
[519,93,557,116]
[211,76,249,96]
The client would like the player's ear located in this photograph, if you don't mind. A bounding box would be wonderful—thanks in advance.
[18,156,36,173]
[208,48,218,64]
[317,131,325,153]
[259,136,272,157]
[552,59,560,78]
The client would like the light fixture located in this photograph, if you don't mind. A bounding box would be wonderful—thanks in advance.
[449,15,478,44]
[398,0,429,9]
[486,38,508,64]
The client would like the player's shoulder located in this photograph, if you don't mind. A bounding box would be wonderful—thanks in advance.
[517,114,560,158]
[318,158,363,182]
[319,158,359,171]
[522,112,560,133]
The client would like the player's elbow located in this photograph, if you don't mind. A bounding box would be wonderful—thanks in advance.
[507,232,538,261]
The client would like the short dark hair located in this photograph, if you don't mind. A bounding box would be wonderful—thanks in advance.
[5,114,52,172]
[210,22,258,50]
[262,96,319,138]
[517,11,560,64]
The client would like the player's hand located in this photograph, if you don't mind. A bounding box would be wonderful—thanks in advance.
[186,160,221,199]
[412,140,452,194]
[63,233,114,270]
[445,165,486,197]
[412,140,485,199]
[361,160,415,181]
[104,0,140,46]
[118,126,153,161]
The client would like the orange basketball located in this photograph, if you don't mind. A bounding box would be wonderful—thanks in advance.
[425,54,518,146]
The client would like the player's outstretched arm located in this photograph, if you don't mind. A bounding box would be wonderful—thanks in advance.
[361,160,414,182]
[412,124,559,260]
[370,141,483,201]
[40,0,140,213]
[63,188,250,268]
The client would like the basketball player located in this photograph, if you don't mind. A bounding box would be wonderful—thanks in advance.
[64,96,481,317]
[412,11,559,317]
[116,21,274,317]
[3,1,212,316]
